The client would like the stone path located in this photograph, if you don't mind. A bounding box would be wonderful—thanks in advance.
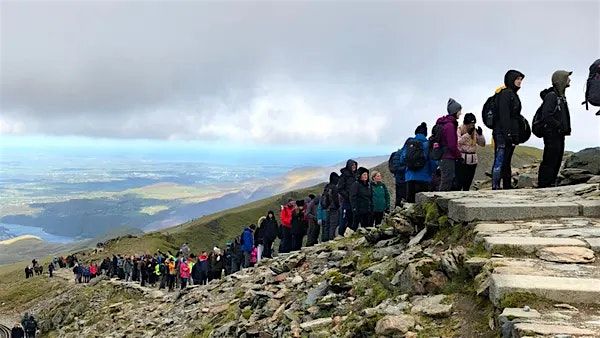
[417,185,600,337]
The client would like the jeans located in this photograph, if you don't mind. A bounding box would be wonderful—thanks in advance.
[492,133,516,190]
[538,134,565,188]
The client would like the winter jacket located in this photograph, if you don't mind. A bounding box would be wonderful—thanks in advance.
[316,200,328,223]
[539,88,572,136]
[192,256,209,279]
[400,134,438,183]
[322,173,341,210]
[167,261,176,275]
[305,197,318,223]
[291,210,307,236]
[211,254,224,273]
[494,70,525,143]
[350,180,373,214]
[457,124,486,164]
[241,227,254,253]
[123,260,133,274]
[280,205,294,229]
[436,115,461,160]
[253,223,264,245]
[371,182,390,213]
[179,262,191,279]
[337,160,358,205]
[260,216,279,241]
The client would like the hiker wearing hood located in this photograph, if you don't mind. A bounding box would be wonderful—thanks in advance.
[350,167,373,230]
[537,70,572,188]
[457,113,486,191]
[321,172,340,240]
[259,211,278,258]
[371,171,390,226]
[305,194,320,246]
[437,98,463,191]
[241,225,255,268]
[492,70,524,190]
[337,159,358,236]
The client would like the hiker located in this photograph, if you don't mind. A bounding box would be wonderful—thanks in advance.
[11,323,25,338]
[24,266,31,279]
[389,148,407,206]
[305,194,320,246]
[167,258,177,291]
[210,247,224,280]
[371,171,390,226]
[223,243,233,275]
[537,71,572,188]
[582,59,600,115]
[180,243,191,258]
[316,194,328,241]
[436,98,462,191]
[492,70,525,190]
[259,211,278,258]
[124,257,133,282]
[279,199,295,254]
[241,224,255,268]
[193,252,209,285]
[48,262,54,278]
[139,257,149,287]
[23,315,37,338]
[73,263,81,283]
[457,113,486,191]
[401,123,438,203]
[291,200,307,251]
[350,167,373,230]
[90,262,97,279]
[337,159,358,236]
[179,258,190,289]
[321,172,340,241]
[254,216,265,262]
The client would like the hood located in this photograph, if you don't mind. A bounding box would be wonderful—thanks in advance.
[329,172,340,185]
[340,159,357,173]
[357,166,369,179]
[267,210,275,219]
[551,70,572,97]
[539,87,554,100]
[504,70,525,92]
[436,114,458,125]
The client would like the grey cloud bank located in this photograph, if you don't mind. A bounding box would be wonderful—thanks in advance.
[1,1,599,149]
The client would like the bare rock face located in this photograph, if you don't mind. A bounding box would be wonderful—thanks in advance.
[536,246,596,264]
[375,315,416,335]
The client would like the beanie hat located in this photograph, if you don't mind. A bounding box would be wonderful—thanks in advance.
[463,113,476,125]
[447,98,462,115]
[414,122,428,137]
[357,167,370,178]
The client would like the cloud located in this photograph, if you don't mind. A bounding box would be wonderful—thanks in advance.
[1,0,599,149]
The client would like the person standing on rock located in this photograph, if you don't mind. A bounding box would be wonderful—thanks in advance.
[350,167,373,230]
[166,258,177,291]
[124,257,133,282]
[321,172,340,241]
[179,257,190,289]
[457,113,486,191]
[241,224,255,268]
[11,323,25,338]
[337,159,358,236]
[48,262,54,278]
[370,171,390,226]
[436,98,463,191]
[492,70,525,190]
[291,200,307,251]
[23,315,37,338]
[305,194,320,246]
[400,123,438,202]
[537,70,572,188]
[210,247,224,280]
[260,211,278,258]
[279,199,295,254]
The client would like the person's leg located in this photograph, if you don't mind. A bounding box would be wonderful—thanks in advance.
[406,181,416,203]
[455,160,466,191]
[338,206,348,237]
[439,159,456,191]
[462,164,477,191]
[306,221,316,246]
[538,135,563,188]
[328,209,339,240]
[263,238,273,258]
[321,217,330,242]
[373,212,384,226]
[502,144,516,189]
[492,134,506,190]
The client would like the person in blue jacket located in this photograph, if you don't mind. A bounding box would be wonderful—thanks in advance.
[400,122,438,203]
[240,224,255,268]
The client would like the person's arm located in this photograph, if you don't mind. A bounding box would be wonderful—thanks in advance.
[350,182,358,211]
[476,127,486,147]
[384,184,390,212]
[496,90,513,140]
[444,124,461,158]
[541,92,561,129]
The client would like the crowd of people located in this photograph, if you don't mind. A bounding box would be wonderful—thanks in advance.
[10,313,38,338]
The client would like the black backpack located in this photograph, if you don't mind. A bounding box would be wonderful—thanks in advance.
[518,115,531,144]
[404,138,427,170]
[428,123,445,161]
[481,93,498,129]
[583,59,600,109]
[532,90,564,138]
[388,151,398,174]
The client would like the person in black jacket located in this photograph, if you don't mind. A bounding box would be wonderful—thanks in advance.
[537,70,572,188]
[11,323,25,338]
[492,69,525,190]
[350,167,373,231]
[337,159,357,236]
[290,200,307,251]
[260,211,278,258]
[321,172,340,241]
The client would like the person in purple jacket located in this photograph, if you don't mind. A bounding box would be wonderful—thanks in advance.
[436,98,463,191]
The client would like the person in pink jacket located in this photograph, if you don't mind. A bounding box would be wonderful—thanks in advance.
[436,98,462,191]
[179,258,191,289]
[456,113,486,191]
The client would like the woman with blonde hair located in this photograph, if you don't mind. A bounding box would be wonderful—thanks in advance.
[370,170,390,226]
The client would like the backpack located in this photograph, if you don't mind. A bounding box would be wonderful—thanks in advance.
[428,123,445,161]
[404,138,427,170]
[481,94,498,129]
[583,59,600,109]
[388,151,400,174]
[532,90,564,138]
[320,188,331,210]
[518,115,531,144]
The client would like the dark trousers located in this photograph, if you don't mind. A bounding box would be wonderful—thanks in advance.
[159,274,167,289]
[538,134,565,188]
[395,182,407,206]
[291,234,304,251]
[180,278,188,289]
[456,162,477,191]
[327,209,339,240]
[167,275,175,291]
[263,237,274,258]
[339,204,353,237]
[406,180,431,203]
[197,272,208,285]
[372,212,384,226]
[306,220,320,246]
[351,212,371,230]
[280,226,292,253]
[439,159,457,191]
[492,134,516,190]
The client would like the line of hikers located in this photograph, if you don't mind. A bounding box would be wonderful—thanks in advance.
[10,313,37,338]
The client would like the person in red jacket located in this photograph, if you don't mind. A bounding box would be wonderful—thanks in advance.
[279,199,295,254]
[179,258,190,289]
[436,98,462,191]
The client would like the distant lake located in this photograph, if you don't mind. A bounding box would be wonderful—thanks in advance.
[0,223,74,243]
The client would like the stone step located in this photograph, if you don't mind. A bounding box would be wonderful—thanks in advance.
[489,274,600,306]
[499,306,600,338]
[449,201,582,223]
[483,236,589,254]
[511,323,598,337]
[469,257,600,279]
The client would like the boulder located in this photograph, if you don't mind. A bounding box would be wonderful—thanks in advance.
[563,147,600,175]
[410,294,452,318]
[517,173,537,188]
[536,246,596,264]
[375,315,416,335]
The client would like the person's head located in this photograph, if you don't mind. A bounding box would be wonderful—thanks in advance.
[346,159,358,172]
[463,113,476,128]
[329,172,340,185]
[552,70,573,97]
[372,171,382,183]
[295,200,305,210]
[504,69,525,92]
[447,98,462,119]
[250,224,256,231]
[267,210,275,219]
[414,122,427,137]
[287,198,294,207]
[308,194,316,200]
[357,167,370,182]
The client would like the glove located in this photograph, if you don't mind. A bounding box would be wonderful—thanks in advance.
[476,127,483,135]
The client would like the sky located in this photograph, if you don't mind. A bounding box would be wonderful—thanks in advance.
[1,0,599,154]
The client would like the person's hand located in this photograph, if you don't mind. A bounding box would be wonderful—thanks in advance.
[476,126,483,135]
[280,205,284,210]
[468,126,476,135]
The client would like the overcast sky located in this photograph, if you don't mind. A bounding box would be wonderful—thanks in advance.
[1,0,599,151]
